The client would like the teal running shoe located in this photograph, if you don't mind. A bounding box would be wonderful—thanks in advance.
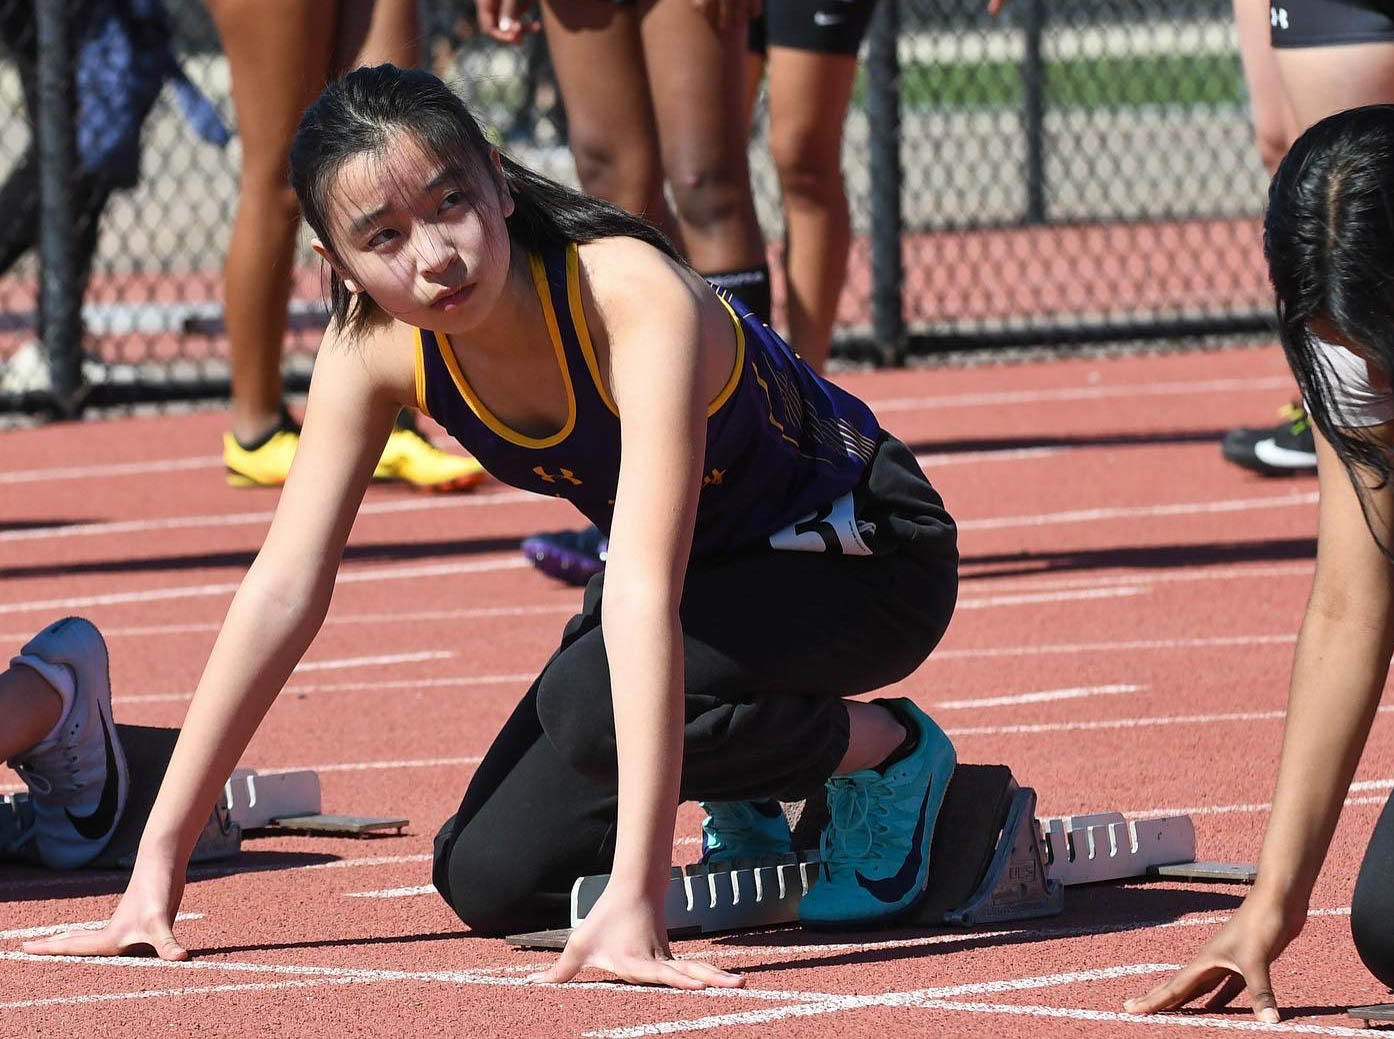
[699,798,793,865]
[799,698,956,928]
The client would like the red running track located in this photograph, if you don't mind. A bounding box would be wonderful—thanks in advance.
[2,344,1388,1038]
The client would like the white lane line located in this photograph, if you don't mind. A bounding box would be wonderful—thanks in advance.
[936,684,1142,710]
[0,853,433,895]
[932,633,1297,660]
[345,885,436,899]
[0,976,379,1011]
[1111,791,1391,822]
[0,489,547,545]
[0,604,575,644]
[915,1000,1386,1037]
[0,455,222,485]
[0,913,203,941]
[0,555,531,616]
[958,492,1317,533]
[696,905,1356,963]
[117,673,533,706]
[957,586,1146,609]
[962,564,1313,596]
[296,651,452,673]
[0,754,485,795]
[946,708,1287,737]
[915,447,1059,467]
[868,375,1293,413]
[581,964,1182,1038]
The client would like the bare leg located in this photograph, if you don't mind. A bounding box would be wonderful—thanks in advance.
[540,0,677,240]
[206,0,336,443]
[0,665,62,763]
[1275,41,1394,131]
[332,0,420,73]
[764,47,857,371]
[641,0,765,272]
[836,699,906,773]
[1233,0,1299,175]
[743,51,766,129]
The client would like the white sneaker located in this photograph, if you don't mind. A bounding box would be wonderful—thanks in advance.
[6,617,128,869]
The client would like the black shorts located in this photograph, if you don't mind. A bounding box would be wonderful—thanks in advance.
[748,0,878,56]
[1271,0,1394,47]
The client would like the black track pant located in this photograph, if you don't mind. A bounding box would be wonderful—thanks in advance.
[1352,789,1394,989]
[432,436,958,935]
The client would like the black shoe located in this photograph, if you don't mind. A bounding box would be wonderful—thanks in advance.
[1221,403,1317,475]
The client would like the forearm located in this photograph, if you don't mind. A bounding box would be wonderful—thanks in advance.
[136,565,331,870]
[1253,603,1394,907]
[602,588,685,898]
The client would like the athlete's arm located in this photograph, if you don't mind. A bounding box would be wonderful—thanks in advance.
[529,239,741,991]
[24,317,413,960]
[1126,423,1394,1022]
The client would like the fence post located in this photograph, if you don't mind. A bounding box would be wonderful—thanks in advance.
[35,0,83,417]
[1021,0,1047,224]
[865,0,904,366]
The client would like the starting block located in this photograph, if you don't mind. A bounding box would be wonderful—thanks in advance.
[507,763,1254,950]
[81,725,408,871]
[1349,1005,1394,1026]
[1039,812,1196,886]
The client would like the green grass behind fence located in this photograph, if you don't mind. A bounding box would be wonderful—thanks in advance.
[879,53,1245,109]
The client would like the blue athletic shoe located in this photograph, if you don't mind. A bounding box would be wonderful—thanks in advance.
[699,798,793,865]
[799,698,956,929]
[6,617,129,869]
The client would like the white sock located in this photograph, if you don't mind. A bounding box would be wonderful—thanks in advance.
[10,653,77,746]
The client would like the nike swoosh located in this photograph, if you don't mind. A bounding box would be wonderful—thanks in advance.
[853,775,934,903]
[65,710,120,841]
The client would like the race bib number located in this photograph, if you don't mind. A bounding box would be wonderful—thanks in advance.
[768,491,873,555]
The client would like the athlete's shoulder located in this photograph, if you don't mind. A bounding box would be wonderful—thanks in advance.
[575,236,707,322]
[314,305,419,405]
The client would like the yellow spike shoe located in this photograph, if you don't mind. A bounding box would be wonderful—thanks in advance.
[373,428,487,492]
[223,428,300,488]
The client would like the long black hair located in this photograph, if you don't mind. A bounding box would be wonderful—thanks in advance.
[1265,103,1394,544]
[289,63,683,333]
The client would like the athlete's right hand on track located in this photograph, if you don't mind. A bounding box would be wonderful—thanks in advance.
[526,885,744,990]
[22,870,189,961]
[1123,896,1303,1024]
[477,0,541,45]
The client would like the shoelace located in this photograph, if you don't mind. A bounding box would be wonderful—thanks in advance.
[11,748,83,799]
[820,777,892,871]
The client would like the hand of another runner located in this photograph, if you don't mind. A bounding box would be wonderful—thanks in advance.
[1123,897,1302,1024]
[478,0,541,45]
[526,887,744,990]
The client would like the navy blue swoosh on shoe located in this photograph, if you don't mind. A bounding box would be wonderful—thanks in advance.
[854,777,935,904]
[64,711,120,841]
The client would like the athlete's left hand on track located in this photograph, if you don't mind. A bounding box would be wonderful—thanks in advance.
[691,0,761,32]
[525,889,744,990]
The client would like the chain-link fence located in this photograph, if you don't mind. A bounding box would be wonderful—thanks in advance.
[0,0,1273,416]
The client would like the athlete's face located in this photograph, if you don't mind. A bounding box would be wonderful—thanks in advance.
[316,131,515,334]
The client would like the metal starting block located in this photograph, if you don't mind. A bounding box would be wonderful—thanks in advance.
[1039,812,1196,886]
[1349,1004,1394,1026]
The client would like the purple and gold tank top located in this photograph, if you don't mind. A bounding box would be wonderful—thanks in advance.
[414,241,882,558]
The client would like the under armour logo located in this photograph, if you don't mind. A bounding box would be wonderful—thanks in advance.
[702,468,726,487]
[1270,5,1288,29]
[533,465,582,485]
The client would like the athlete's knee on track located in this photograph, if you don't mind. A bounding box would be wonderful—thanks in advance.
[1351,865,1394,988]
[432,816,541,935]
